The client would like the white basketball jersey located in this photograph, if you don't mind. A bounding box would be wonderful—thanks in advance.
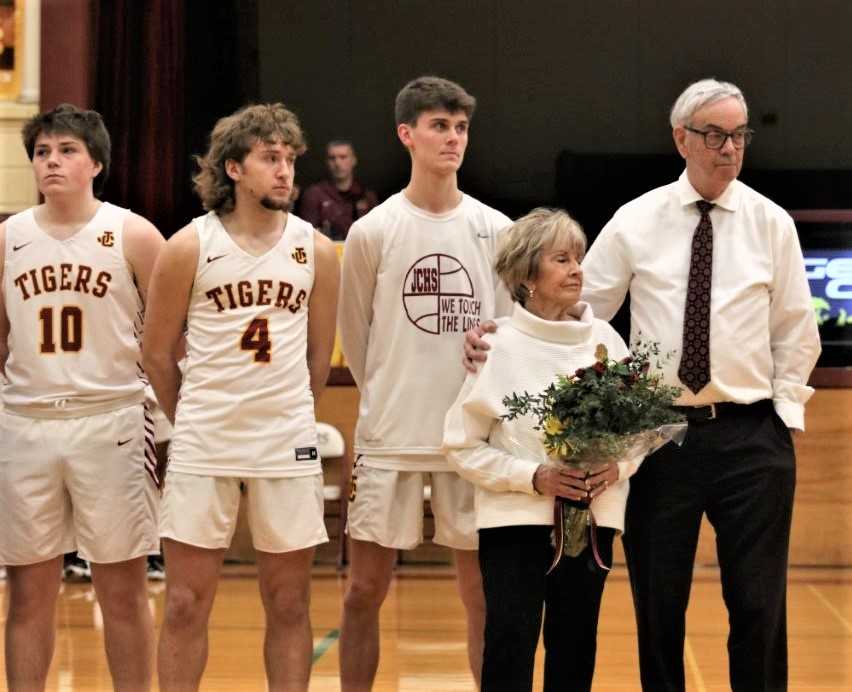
[168,211,320,478]
[2,203,145,415]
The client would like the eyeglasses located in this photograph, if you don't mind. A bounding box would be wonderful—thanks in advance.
[684,126,754,150]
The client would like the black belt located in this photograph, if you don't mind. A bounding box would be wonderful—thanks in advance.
[674,399,773,422]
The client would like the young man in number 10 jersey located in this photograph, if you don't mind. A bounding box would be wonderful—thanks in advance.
[0,104,164,691]
[143,103,339,691]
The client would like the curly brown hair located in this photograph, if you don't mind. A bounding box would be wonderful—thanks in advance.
[194,103,307,214]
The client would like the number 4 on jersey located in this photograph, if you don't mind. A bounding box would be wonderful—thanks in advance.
[241,318,271,363]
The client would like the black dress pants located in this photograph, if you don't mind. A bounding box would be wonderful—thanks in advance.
[623,400,796,692]
[479,523,615,692]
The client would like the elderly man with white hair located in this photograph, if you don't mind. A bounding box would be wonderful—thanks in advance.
[582,78,820,692]
[465,78,820,691]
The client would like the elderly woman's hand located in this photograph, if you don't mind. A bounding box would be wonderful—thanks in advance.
[532,464,592,502]
[586,462,619,500]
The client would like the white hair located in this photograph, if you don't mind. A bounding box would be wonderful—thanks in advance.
[669,78,748,128]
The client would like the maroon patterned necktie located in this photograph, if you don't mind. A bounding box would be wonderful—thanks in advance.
[678,200,714,394]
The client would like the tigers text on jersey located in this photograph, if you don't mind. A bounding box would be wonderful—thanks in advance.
[339,192,513,470]
[168,211,321,477]
[2,202,145,416]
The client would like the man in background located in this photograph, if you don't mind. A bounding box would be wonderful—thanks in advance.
[300,140,378,240]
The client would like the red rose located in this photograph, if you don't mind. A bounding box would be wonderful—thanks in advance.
[592,362,606,376]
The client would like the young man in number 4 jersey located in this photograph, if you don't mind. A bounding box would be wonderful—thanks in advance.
[338,76,513,690]
[0,104,165,691]
[143,103,340,692]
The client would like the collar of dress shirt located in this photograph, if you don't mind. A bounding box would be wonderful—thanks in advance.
[675,169,742,212]
[510,301,594,344]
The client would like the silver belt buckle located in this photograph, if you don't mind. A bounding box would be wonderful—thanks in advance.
[706,403,717,420]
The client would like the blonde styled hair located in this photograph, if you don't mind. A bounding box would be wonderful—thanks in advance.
[193,103,307,214]
[495,208,586,304]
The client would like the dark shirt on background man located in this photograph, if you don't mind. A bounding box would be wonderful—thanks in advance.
[300,179,378,241]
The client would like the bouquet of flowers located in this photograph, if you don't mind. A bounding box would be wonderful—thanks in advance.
[502,341,687,571]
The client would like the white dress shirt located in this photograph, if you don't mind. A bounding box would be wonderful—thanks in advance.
[582,171,821,430]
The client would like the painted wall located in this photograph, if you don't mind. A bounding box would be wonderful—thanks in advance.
[258,0,852,209]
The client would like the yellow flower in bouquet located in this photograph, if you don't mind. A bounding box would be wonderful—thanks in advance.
[503,341,685,461]
[502,340,687,568]
[543,416,564,436]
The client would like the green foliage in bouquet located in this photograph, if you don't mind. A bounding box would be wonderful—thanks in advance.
[502,341,685,459]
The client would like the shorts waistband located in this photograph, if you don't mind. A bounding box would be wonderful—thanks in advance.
[674,399,773,423]
[2,391,146,419]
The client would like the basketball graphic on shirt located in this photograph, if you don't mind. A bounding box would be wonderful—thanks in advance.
[403,254,476,334]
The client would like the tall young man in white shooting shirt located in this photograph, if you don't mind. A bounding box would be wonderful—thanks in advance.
[338,75,513,691]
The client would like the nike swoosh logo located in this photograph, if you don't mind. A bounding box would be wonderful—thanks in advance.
[117,438,132,446]
[476,233,489,239]
[207,254,228,263]
[12,242,32,252]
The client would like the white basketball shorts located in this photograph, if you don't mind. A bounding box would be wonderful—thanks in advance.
[159,471,328,553]
[0,404,159,565]
[346,456,478,551]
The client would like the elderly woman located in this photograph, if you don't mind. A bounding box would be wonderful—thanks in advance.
[443,208,641,692]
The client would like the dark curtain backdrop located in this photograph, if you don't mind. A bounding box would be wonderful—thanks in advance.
[93,0,259,237]
[94,0,186,234]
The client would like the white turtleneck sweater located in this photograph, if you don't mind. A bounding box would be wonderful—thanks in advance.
[442,301,643,532]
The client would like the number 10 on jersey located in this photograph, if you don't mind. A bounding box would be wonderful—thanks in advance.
[39,306,83,353]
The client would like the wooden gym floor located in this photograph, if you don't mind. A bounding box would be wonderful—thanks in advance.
[1,565,850,691]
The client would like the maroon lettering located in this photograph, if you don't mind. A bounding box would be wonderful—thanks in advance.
[289,288,307,314]
[409,267,438,293]
[403,253,477,335]
[41,266,57,292]
[74,265,92,293]
[11,264,112,301]
[59,263,73,291]
[92,271,111,298]
[223,283,238,310]
[441,314,459,331]
[206,286,226,312]
[257,279,272,306]
[202,280,307,313]
[241,318,271,362]
[27,269,42,296]
[13,273,31,300]
[275,282,294,309]
[39,306,83,353]
[237,280,253,307]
